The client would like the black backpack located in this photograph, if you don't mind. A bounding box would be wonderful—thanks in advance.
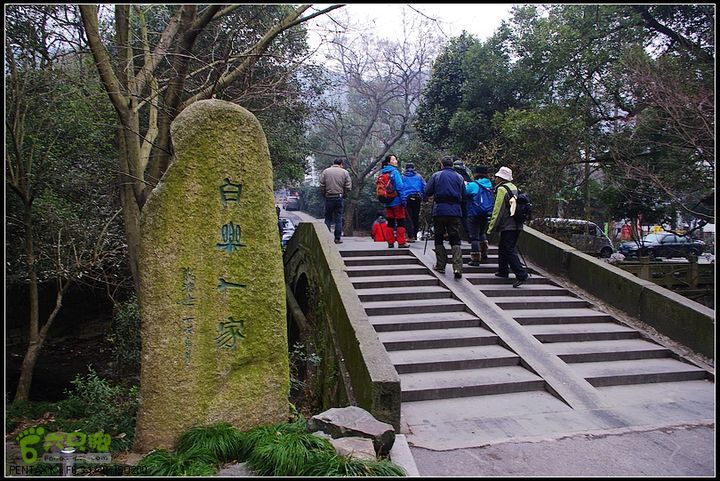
[502,185,532,224]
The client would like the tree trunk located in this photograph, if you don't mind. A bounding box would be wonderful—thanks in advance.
[343,182,364,236]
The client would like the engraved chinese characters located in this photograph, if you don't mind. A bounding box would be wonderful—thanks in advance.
[135,100,288,452]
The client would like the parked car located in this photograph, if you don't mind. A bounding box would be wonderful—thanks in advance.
[618,232,706,259]
[529,218,615,258]
[284,195,300,211]
[279,218,295,233]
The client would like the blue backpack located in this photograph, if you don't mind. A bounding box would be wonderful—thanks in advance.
[471,181,494,215]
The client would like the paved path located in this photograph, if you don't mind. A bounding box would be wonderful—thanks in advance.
[287,211,716,476]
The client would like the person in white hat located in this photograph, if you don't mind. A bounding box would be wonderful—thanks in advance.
[486,166,528,287]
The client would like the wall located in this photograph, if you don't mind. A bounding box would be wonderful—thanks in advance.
[284,222,401,429]
[518,226,715,359]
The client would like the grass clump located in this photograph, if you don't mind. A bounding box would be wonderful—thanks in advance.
[137,449,216,476]
[175,422,245,463]
[247,430,335,476]
[302,452,407,476]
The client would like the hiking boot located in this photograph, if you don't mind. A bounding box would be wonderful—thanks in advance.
[454,270,462,279]
[480,241,490,262]
[334,239,343,244]
[468,252,481,266]
[433,265,446,273]
[388,243,395,248]
[451,245,463,276]
[398,243,411,248]
[513,277,527,288]
[494,272,509,278]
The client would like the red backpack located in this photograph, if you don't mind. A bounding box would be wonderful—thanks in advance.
[376,172,397,204]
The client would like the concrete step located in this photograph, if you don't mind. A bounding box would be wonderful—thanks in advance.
[345,265,429,277]
[525,322,641,342]
[378,327,498,351]
[363,298,466,316]
[369,311,482,332]
[340,249,414,257]
[480,285,572,297]
[400,366,545,402]
[494,296,590,310]
[504,308,616,325]
[343,255,419,267]
[358,286,452,302]
[351,274,440,290]
[545,339,673,363]
[570,358,709,387]
[390,345,519,374]
[466,274,554,286]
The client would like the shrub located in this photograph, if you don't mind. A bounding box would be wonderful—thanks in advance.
[106,295,141,379]
[137,449,217,476]
[175,423,245,463]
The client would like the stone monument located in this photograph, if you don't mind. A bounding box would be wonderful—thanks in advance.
[134,100,288,452]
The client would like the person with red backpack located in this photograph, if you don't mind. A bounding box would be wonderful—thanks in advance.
[377,154,408,248]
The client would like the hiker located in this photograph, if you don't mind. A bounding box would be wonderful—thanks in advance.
[319,158,352,244]
[379,154,409,248]
[371,212,393,243]
[465,165,494,265]
[401,162,426,243]
[486,166,528,287]
[425,156,466,278]
[452,158,472,241]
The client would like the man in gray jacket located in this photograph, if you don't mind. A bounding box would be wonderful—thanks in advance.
[319,158,352,244]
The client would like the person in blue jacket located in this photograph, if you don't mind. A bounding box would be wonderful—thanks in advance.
[401,162,426,242]
[464,165,494,265]
[380,154,408,248]
[424,156,466,278]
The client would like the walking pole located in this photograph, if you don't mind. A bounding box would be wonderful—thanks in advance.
[424,199,434,255]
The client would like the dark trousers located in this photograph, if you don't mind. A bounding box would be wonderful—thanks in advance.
[467,214,489,252]
[498,229,527,280]
[433,216,462,247]
[405,195,422,239]
[324,197,344,240]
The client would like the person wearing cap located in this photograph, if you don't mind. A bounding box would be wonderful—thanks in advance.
[465,165,494,265]
[425,156,467,278]
[401,162,426,242]
[486,166,528,287]
[319,158,352,244]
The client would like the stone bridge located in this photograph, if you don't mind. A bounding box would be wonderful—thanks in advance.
[283,221,714,449]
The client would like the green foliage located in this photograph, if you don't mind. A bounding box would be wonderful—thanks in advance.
[239,418,309,460]
[247,431,335,476]
[106,295,141,380]
[137,449,217,476]
[302,452,407,476]
[63,367,139,452]
[175,423,246,464]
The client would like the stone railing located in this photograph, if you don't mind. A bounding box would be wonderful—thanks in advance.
[283,222,401,429]
[518,226,715,359]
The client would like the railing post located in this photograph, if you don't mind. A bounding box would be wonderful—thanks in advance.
[688,254,699,288]
[638,256,651,280]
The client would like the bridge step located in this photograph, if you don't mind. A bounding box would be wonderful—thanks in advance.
[340,249,414,257]
[345,265,428,277]
[494,296,590,309]
[467,274,555,285]
[343,255,420,267]
[363,298,466,316]
[570,358,709,386]
[378,327,498,351]
[525,322,641,342]
[504,308,616,325]
[369,312,482,332]
[399,366,545,402]
[545,339,673,363]
[480,285,571,297]
[358,286,452,302]
[390,345,519,374]
[351,274,440,289]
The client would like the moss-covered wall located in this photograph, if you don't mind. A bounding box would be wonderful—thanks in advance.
[283,222,401,429]
[519,226,715,359]
[135,100,288,452]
